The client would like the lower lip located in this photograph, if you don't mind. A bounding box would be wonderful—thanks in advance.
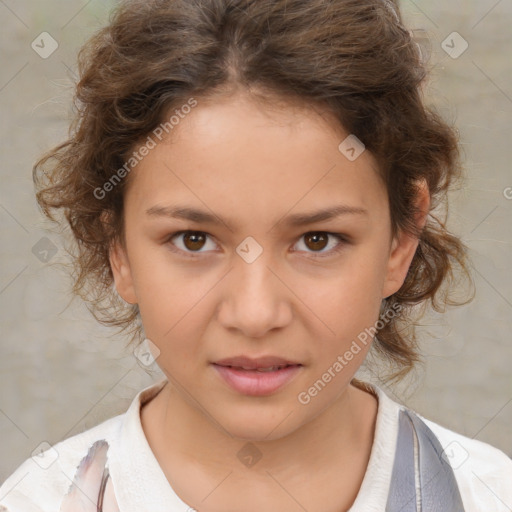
[212,364,302,396]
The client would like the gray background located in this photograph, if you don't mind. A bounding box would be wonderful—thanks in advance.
[1,0,511,482]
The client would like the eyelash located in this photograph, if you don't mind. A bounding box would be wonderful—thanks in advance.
[164,230,348,259]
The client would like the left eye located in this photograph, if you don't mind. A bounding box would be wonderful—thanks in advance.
[293,232,346,257]
[165,231,346,258]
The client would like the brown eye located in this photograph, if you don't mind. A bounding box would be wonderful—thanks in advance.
[168,231,216,255]
[304,232,329,251]
[294,231,347,258]
[182,232,206,251]
[166,230,347,259]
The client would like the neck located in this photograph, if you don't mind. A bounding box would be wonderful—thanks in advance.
[141,379,378,482]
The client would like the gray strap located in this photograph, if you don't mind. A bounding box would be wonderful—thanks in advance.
[386,409,466,511]
[386,408,418,511]
[407,410,465,511]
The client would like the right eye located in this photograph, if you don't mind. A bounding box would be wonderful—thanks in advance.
[165,230,218,257]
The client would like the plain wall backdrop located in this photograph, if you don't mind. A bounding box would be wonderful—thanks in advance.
[1,0,511,481]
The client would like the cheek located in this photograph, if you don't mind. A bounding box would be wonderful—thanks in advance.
[127,250,216,363]
[307,249,388,360]
[128,221,389,353]
[126,247,185,334]
[320,249,387,315]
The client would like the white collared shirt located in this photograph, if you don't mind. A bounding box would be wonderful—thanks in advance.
[1,378,511,511]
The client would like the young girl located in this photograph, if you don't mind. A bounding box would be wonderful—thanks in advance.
[1,0,510,510]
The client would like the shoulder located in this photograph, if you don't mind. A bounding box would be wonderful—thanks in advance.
[366,381,512,511]
[414,410,512,511]
[0,413,124,512]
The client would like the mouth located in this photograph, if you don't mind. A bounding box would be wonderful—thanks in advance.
[216,364,299,372]
[213,355,302,370]
[212,357,303,396]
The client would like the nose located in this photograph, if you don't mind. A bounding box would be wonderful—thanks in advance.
[216,249,293,339]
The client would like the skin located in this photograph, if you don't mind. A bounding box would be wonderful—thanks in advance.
[110,90,429,511]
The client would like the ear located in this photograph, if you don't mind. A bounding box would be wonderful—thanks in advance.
[109,239,137,304]
[381,180,430,299]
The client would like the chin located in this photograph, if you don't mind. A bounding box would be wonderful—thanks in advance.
[229,424,293,443]
[215,406,302,443]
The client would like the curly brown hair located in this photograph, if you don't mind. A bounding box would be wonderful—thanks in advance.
[33,0,473,383]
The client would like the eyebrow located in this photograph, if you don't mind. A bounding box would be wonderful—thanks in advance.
[145,204,368,230]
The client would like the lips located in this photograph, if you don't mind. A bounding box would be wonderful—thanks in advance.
[212,359,303,396]
[213,355,302,371]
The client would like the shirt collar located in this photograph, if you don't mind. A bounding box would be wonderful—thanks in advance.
[109,377,402,512]
[109,378,192,512]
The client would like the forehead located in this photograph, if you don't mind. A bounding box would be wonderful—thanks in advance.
[123,92,388,224]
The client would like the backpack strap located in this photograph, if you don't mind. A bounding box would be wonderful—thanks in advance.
[386,408,465,511]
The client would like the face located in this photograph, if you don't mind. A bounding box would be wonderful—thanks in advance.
[110,91,422,441]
